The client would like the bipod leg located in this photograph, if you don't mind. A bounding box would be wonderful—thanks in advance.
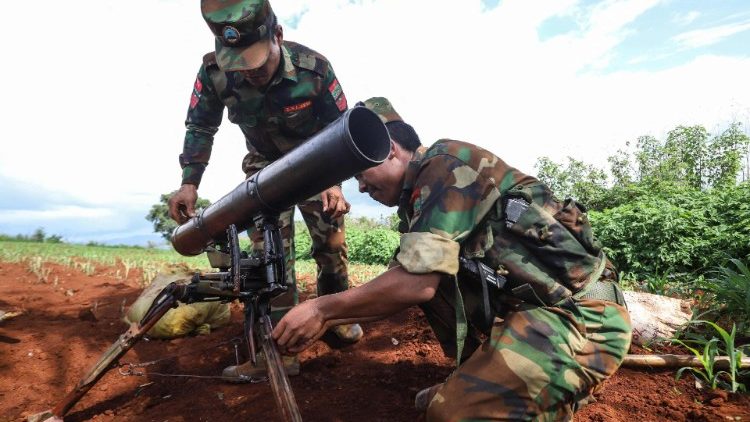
[244,299,257,366]
[46,283,184,419]
[259,315,302,422]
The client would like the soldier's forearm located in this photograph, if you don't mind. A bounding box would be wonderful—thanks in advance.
[325,315,385,328]
[315,266,441,323]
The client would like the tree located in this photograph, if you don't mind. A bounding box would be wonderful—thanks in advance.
[663,125,709,189]
[31,227,46,242]
[615,124,749,191]
[607,145,633,188]
[535,156,608,208]
[146,193,212,241]
[705,123,750,188]
[633,135,663,183]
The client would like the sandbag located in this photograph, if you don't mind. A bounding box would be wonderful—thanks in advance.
[124,272,230,338]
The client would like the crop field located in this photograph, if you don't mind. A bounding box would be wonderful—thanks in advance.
[1,240,750,421]
[0,240,386,289]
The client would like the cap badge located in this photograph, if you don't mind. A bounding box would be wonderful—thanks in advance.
[222,26,241,44]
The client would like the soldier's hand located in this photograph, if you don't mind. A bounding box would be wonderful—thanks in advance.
[321,186,350,219]
[272,300,327,354]
[168,184,198,224]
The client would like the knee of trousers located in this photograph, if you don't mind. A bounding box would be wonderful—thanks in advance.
[310,230,348,255]
[311,251,349,276]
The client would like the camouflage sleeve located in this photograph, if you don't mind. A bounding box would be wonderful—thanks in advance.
[315,61,347,126]
[396,155,500,275]
[179,64,224,187]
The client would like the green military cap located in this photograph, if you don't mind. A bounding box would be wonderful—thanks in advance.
[357,97,404,124]
[201,0,276,71]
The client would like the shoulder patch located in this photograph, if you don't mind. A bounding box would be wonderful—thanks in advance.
[202,52,218,68]
[286,41,329,76]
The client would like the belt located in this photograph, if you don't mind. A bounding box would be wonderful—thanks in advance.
[574,279,627,307]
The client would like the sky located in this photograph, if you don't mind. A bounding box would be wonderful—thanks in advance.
[1,0,749,245]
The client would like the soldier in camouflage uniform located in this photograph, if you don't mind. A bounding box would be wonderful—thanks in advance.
[167,0,363,381]
[273,97,632,420]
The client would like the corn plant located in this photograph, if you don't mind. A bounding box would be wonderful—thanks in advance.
[74,260,96,276]
[674,321,749,392]
[26,256,52,283]
[121,259,135,280]
[140,264,160,287]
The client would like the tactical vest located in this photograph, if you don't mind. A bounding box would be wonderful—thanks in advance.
[487,181,607,303]
[399,141,616,361]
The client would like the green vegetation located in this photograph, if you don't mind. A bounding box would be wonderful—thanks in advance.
[0,227,63,243]
[536,122,750,295]
[538,122,750,361]
[146,192,212,241]
[293,222,399,266]
[674,321,749,392]
[0,240,211,286]
[0,225,388,287]
[697,258,750,336]
[589,184,750,284]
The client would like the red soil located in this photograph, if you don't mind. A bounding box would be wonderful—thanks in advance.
[1,261,749,421]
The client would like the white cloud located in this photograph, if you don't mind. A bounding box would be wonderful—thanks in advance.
[673,19,750,48]
[1,0,749,242]
[673,10,701,26]
[0,206,113,222]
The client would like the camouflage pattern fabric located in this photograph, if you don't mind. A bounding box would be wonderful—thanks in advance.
[242,147,349,322]
[178,40,350,318]
[396,139,608,309]
[201,0,276,72]
[179,40,347,186]
[394,139,632,419]
[360,97,403,124]
[425,298,631,421]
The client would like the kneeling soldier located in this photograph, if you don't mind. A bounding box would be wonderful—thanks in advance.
[273,97,632,420]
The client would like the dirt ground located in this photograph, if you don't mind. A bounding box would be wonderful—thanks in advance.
[1,261,749,422]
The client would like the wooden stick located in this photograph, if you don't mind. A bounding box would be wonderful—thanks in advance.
[622,354,750,369]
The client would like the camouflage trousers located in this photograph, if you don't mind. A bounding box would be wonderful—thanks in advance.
[425,299,632,421]
[243,150,350,322]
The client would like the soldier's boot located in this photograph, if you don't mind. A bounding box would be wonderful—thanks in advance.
[415,383,444,412]
[317,274,364,343]
[330,323,364,343]
[222,354,300,383]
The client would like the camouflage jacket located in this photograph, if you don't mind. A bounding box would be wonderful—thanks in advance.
[179,41,348,186]
[395,140,608,332]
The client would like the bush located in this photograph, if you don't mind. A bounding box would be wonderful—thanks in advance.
[697,257,750,335]
[293,224,399,266]
[293,224,313,261]
[347,227,400,265]
[590,183,750,284]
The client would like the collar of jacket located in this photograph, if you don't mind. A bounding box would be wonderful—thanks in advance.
[267,44,298,87]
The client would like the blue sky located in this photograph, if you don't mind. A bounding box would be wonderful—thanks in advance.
[1,0,749,245]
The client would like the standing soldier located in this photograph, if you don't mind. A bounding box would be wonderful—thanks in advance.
[168,0,363,381]
[273,98,632,420]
